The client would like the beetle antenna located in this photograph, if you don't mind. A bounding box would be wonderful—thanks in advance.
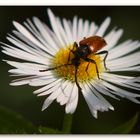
[39,63,72,72]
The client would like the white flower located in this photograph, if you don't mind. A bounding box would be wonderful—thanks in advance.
[1,9,140,118]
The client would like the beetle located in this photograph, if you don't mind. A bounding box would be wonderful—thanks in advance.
[40,36,108,93]
[69,36,108,77]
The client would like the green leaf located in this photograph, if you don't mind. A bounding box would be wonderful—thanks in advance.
[38,126,63,134]
[110,112,139,134]
[0,105,38,134]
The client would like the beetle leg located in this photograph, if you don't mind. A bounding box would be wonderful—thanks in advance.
[67,50,74,64]
[69,42,78,53]
[74,65,82,94]
[67,42,78,63]
[95,50,109,70]
[83,57,100,79]
[74,42,78,48]
[85,62,90,77]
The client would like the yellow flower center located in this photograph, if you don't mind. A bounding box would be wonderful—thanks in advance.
[51,44,104,83]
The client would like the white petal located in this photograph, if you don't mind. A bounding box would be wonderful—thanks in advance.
[23,20,56,56]
[47,9,65,47]
[63,18,73,44]
[2,46,50,65]
[56,80,68,102]
[56,17,69,45]
[49,86,62,100]
[88,82,114,111]
[87,82,114,111]
[65,83,78,114]
[101,73,140,91]
[88,22,98,36]
[8,68,53,77]
[81,82,115,118]
[96,17,111,36]
[103,29,123,51]
[127,97,140,104]
[7,36,40,56]
[4,60,47,70]
[29,77,56,86]
[82,20,89,38]
[13,21,51,54]
[77,18,83,42]
[92,80,119,100]
[60,81,74,105]
[72,16,78,41]
[10,75,40,86]
[56,80,72,105]
[33,17,59,51]
[42,22,62,48]
[110,65,140,72]
[11,30,44,53]
[108,40,140,60]
[81,83,99,118]
[41,87,62,109]
[100,79,140,98]
[10,79,30,86]
[88,105,98,118]
[9,31,52,58]
[41,96,54,111]
[33,79,61,94]
[37,80,62,96]
[108,52,140,69]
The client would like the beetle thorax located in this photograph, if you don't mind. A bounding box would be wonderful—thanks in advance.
[76,45,91,58]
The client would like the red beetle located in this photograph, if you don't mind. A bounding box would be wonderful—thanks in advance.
[70,36,108,73]
[79,36,107,53]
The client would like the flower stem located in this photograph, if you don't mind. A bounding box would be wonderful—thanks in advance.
[62,113,73,134]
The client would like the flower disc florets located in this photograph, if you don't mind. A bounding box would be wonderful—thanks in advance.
[52,44,104,83]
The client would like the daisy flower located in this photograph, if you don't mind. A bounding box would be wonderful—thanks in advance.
[1,9,140,118]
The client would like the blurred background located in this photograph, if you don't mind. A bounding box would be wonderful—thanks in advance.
[0,6,140,134]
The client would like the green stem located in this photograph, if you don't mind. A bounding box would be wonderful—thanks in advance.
[62,113,73,134]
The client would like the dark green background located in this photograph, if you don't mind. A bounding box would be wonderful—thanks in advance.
[0,6,140,134]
